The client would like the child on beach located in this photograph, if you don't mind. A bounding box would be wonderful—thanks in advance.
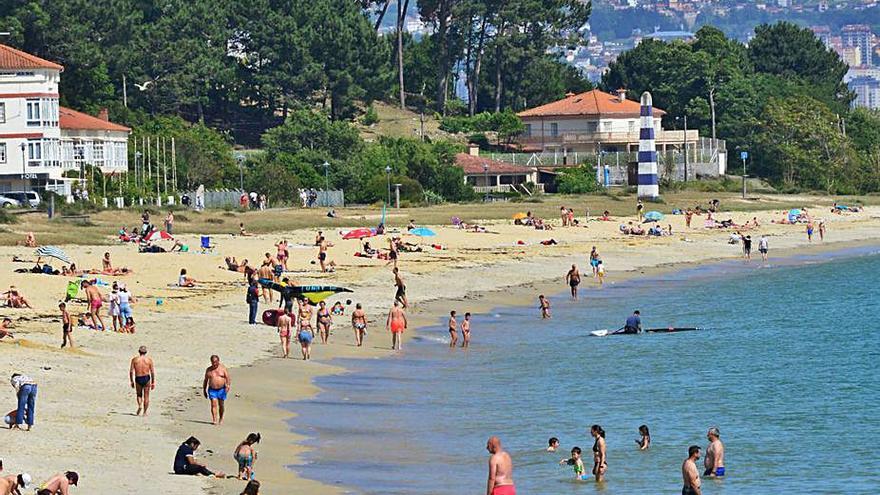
[597,262,605,285]
[461,313,471,348]
[59,303,73,348]
[539,295,551,319]
[559,447,589,481]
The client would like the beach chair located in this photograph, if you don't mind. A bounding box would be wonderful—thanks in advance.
[200,236,215,253]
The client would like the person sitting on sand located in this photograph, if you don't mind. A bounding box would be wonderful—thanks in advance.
[362,241,377,256]
[3,287,31,309]
[169,240,189,252]
[102,252,113,272]
[240,480,261,495]
[599,210,611,221]
[239,223,253,237]
[233,432,261,480]
[174,437,225,477]
[36,471,78,495]
[0,318,13,340]
[223,257,240,272]
[24,232,37,248]
[178,268,196,287]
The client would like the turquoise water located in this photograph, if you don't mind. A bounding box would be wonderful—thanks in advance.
[288,247,880,494]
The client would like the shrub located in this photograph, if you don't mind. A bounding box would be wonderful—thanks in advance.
[557,166,601,194]
[0,209,18,224]
[206,218,225,224]
[362,105,380,126]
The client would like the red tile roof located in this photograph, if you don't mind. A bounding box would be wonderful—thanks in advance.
[455,153,532,175]
[0,44,63,71]
[60,106,130,132]
[517,89,665,118]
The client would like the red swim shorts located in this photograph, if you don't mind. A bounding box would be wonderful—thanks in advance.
[492,485,516,495]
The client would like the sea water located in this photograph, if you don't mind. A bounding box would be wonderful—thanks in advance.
[287,247,880,494]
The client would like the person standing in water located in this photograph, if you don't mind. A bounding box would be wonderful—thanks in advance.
[589,246,600,277]
[682,445,703,495]
[704,426,725,477]
[386,301,407,351]
[448,311,458,348]
[538,295,551,319]
[461,312,472,348]
[590,424,607,482]
[559,446,588,481]
[486,436,515,495]
[129,345,156,416]
[636,425,651,450]
[758,235,769,262]
[565,264,581,299]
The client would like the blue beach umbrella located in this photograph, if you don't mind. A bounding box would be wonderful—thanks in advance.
[788,209,802,222]
[409,227,436,237]
[644,211,664,222]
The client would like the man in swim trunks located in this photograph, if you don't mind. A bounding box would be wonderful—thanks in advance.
[257,261,274,303]
[36,471,78,495]
[538,295,550,319]
[351,303,367,347]
[202,355,230,425]
[386,301,407,351]
[129,346,156,416]
[277,311,293,358]
[704,427,725,477]
[486,436,515,495]
[81,280,106,331]
[758,235,769,262]
[448,311,458,348]
[682,445,702,495]
[393,267,408,308]
[565,264,581,299]
[318,236,334,272]
[59,303,73,348]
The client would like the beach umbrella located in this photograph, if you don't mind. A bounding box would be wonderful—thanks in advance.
[644,211,664,222]
[144,230,174,241]
[788,209,802,222]
[35,246,74,265]
[409,227,436,237]
[342,228,375,240]
[512,212,528,220]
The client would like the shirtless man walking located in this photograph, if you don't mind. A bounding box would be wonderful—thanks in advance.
[448,311,458,348]
[81,280,106,331]
[386,301,407,351]
[393,267,408,308]
[704,426,725,477]
[202,355,231,425]
[59,303,73,348]
[129,346,156,416]
[257,261,274,303]
[318,236,335,272]
[486,436,515,495]
[351,303,367,347]
[565,264,581,299]
[682,445,702,495]
[277,311,293,358]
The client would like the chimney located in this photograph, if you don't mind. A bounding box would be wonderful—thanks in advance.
[97,108,109,121]
[468,144,480,156]
[565,91,576,98]
[616,88,627,103]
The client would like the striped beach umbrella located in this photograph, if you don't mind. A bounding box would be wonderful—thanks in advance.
[35,246,74,265]
[638,91,659,199]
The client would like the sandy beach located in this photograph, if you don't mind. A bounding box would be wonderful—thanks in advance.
[1,196,878,494]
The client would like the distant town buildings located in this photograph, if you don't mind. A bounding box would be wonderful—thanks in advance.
[841,24,873,66]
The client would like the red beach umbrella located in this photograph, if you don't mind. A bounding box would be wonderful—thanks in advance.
[342,228,375,240]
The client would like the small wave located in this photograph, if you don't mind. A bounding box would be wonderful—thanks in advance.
[412,335,448,344]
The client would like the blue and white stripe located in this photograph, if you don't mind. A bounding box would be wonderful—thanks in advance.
[638,91,659,199]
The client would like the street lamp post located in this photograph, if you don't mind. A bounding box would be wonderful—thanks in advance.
[483,163,489,202]
[134,151,142,191]
[322,161,330,207]
[683,114,688,182]
[19,143,26,189]
[385,166,392,206]
[740,151,748,199]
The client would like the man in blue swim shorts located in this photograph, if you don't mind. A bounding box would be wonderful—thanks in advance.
[202,355,231,425]
[704,426,725,477]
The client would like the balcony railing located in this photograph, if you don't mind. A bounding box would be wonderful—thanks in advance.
[518,129,700,145]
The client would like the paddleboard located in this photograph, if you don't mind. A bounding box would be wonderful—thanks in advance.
[590,328,701,337]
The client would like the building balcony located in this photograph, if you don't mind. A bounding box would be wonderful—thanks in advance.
[517,129,700,147]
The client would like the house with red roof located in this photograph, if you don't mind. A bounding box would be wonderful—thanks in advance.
[516,88,697,155]
[455,147,542,194]
[0,43,129,195]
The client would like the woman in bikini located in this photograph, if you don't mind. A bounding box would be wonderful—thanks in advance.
[275,240,288,271]
[298,298,314,340]
[591,424,607,482]
[316,301,332,344]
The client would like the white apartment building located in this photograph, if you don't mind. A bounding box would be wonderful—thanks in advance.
[0,44,129,194]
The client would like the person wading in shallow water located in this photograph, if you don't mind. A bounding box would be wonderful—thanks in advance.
[486,436,516,495]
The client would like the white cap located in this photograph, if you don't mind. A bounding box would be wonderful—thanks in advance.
[19,473,32,488]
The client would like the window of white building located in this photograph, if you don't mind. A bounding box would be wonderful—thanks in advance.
[550,123,559,137]
[0,143,6,164]
[0,103,5,124]
[26,99,41,126]
[93,142,105,168]
[524,124,532,137]
[27,139,42,165]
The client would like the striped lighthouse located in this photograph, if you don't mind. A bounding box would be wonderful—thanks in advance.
[638,91,659,199]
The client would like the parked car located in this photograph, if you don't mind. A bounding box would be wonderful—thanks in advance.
[0,195,21,208]
[3,191,40,208]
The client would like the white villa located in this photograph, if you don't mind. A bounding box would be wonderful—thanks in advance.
[0,43,130,194]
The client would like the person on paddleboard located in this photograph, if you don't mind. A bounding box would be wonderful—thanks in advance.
[613,310,641,334]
